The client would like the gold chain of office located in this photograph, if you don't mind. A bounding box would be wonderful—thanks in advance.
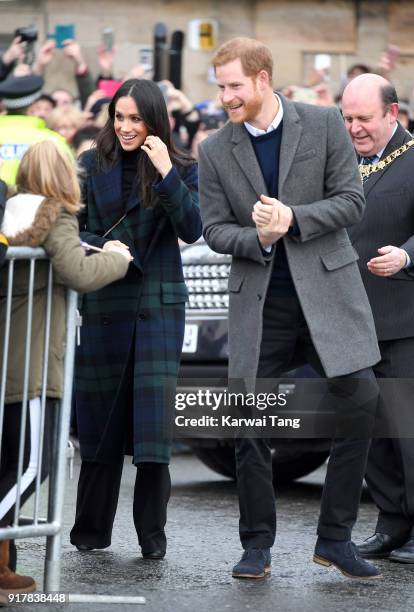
[359,139,414,182]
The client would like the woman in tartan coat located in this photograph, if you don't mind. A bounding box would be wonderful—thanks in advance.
[70,79,202,558]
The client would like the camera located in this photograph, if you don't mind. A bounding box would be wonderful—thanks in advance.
[14,26,38,44]
[14,26,38,66]
[202,114,222,131]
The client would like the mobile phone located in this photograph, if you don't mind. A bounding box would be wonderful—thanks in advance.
[102,28,114,52]
[98,79,122,98]
[314,54,331,72]
[55,24,75,49]
[138,47,153,74]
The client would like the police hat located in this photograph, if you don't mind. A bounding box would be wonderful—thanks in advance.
[0,75,44,110]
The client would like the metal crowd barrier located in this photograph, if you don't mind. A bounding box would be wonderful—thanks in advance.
[0,247,77,592]
[0,247,146,605]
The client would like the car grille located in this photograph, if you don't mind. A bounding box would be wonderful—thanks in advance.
[183,263,230,310]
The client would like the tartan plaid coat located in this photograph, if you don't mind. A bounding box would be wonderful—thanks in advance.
[75,149,202,464]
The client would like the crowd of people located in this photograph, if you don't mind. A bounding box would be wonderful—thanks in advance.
[0,35,227,162]
[0,30,414,600]
[0,33,413,164]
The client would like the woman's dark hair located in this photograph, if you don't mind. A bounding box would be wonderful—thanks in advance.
[96,79,193,208]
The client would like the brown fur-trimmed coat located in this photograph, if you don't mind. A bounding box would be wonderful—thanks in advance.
[0,192,130,403]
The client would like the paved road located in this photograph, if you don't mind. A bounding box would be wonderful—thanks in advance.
[14,452,414,612]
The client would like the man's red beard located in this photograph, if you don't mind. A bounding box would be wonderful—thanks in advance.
[224,91,263,124]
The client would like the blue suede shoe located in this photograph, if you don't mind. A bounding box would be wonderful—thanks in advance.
[314,537,381,579]
[232,548,271,579]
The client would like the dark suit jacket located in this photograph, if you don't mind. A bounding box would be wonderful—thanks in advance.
[349,123,414,340]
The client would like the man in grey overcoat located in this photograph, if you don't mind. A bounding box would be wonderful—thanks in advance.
[198,37,381,580]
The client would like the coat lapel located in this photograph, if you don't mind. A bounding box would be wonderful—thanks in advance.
[230,95,303,202]
[278,96,302,195]
[90,161,145,269]
[231,124,268,198]
[364,123,411,198]
[91,161,124,233]
[125,188,139,213]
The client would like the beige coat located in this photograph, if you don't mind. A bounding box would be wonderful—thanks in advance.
[0,193,129,403]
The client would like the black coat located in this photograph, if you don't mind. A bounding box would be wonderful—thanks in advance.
[349,123,414,340]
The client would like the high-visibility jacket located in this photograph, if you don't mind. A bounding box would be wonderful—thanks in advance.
[0,115,70,185]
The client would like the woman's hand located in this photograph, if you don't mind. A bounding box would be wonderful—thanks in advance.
[103,240,132,260]
[141,136,173,178]
[32,39,56,75]
[111,247,133,261]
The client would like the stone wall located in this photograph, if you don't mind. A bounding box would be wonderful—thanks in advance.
[0,0,413,102]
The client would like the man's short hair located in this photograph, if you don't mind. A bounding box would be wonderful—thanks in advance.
[36,94,56,108]
[380,83,398,112]
[347,63,370,78]
[212,37,273,83]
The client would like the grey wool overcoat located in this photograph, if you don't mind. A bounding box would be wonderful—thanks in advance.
[198,95,380,382]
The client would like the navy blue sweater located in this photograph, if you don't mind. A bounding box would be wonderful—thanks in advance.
[249,123,295,297]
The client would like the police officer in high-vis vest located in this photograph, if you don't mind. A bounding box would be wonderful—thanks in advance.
[0,74,68,185]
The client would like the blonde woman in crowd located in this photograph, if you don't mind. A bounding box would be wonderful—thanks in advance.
[0,140,131,597]
[47,105,86,146]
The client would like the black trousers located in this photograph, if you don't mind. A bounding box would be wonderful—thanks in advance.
[69,460,171,553]
[365,337,414,539]
[0,400,52,571]
[0,401,51,527]
[71,323,171,553]
[236,296,377,549]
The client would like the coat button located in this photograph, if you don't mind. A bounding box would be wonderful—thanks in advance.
[257,294,262,301]
[138,313,147,321]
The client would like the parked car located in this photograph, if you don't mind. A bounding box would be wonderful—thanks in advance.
[179,239,330,484]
